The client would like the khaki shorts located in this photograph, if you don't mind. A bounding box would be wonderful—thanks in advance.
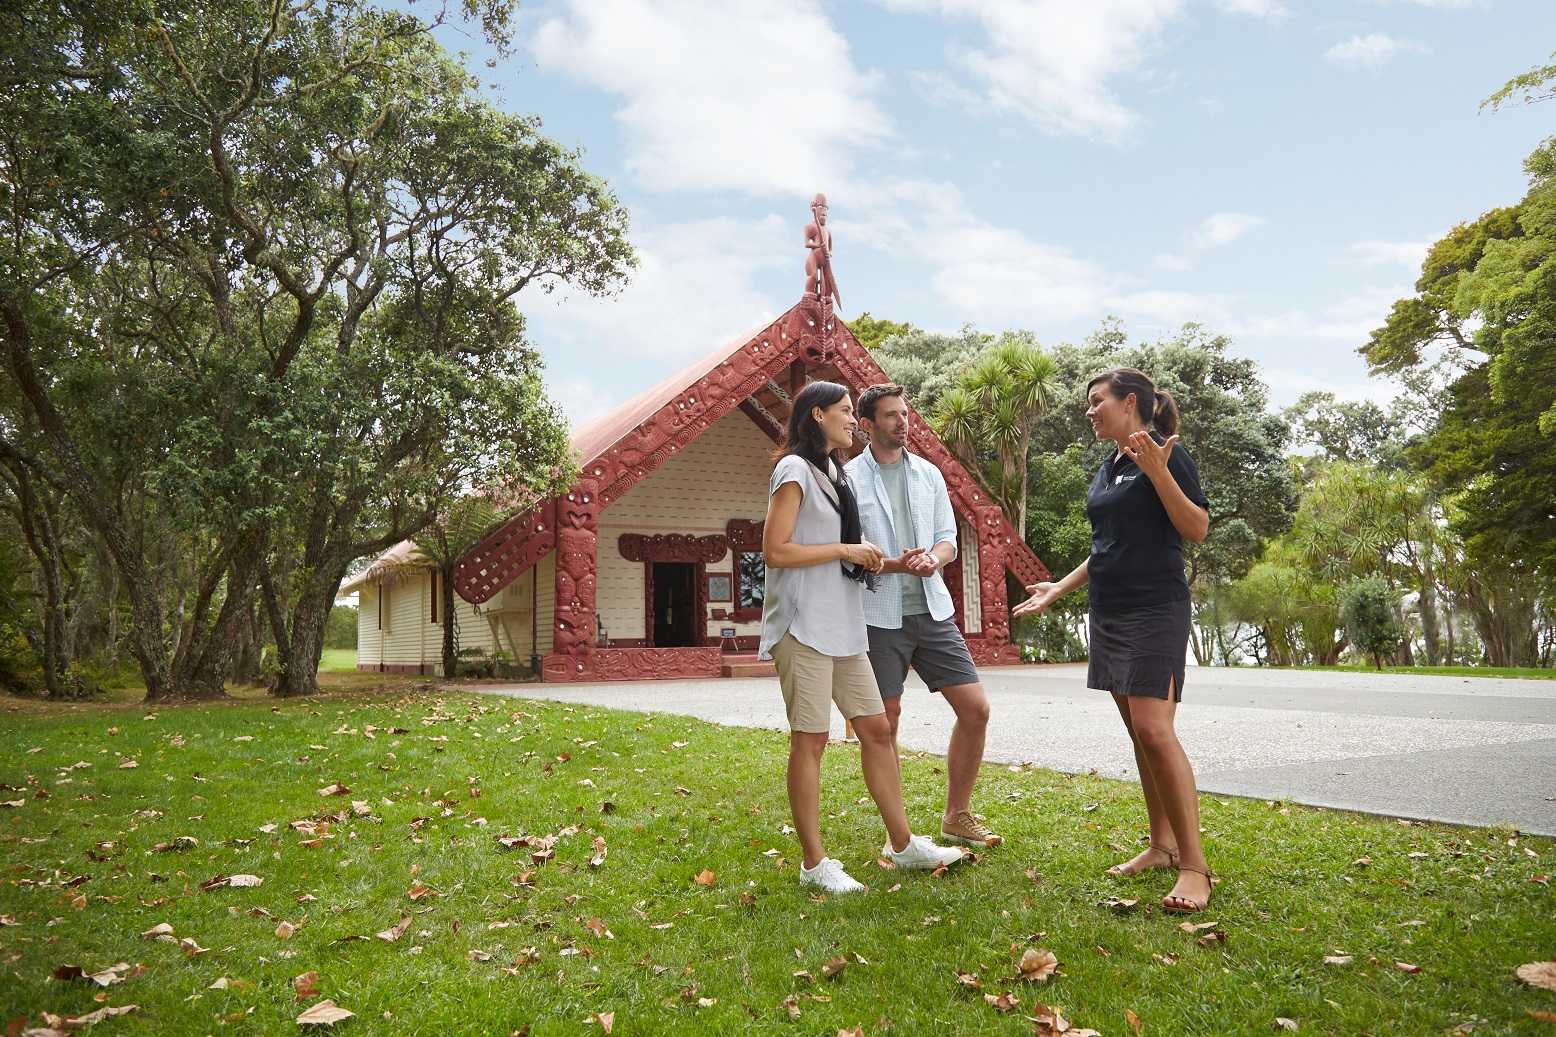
[770,633,884,734]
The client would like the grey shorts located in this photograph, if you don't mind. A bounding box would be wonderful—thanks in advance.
[866,613,981,700]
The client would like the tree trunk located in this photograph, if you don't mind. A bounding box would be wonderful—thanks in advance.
[1418,570,1442,666]
[441,564,457,678]
[4,460,70,696]
[231,599,266,684]
[266,556,351,698]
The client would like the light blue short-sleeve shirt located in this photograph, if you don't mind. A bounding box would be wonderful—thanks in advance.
[757,455,868,660]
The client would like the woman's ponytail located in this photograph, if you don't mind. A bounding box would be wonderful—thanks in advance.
[1152,388,1180,438]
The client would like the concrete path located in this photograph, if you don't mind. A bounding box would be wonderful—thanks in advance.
[471,664,1556,836]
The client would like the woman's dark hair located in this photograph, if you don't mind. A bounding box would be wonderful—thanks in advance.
[774,380,853,469]
[1086,367,1180,438]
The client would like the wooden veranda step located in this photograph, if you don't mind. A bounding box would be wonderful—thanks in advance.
[720,653,776,678]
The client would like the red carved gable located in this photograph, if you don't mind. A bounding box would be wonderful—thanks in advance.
[453,296,1047,605]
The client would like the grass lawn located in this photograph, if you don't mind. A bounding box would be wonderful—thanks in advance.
[2,688,1553,1036]
[1293,664,1556,681]
[319,649,358,674]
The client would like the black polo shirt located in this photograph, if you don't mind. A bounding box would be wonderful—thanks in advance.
[1086,437,1209,611]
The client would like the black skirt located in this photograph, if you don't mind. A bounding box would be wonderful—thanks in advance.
[1087,596,1191,701]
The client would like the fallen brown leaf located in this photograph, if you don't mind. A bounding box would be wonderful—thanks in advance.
[822,956,848,978]
[593,1011,614,1033]
[293,971,320,1001]
[781,994,801,1020]
[317,784,350,797]
[984,991,1018,1012]
[1274,1019,1298,1032]
[296,999,353,1026]
[1126,1007,1144,1034]
[1017,948,1058,982]
[1518,962,1556,991]
[1394,961,1422,974]
[64,1003,138,1026]
[955,970,982,989]
[376,916,411,942]
[693,869,716,887]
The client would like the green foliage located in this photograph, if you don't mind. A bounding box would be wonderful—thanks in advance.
[0,0,633,698]
[1224,541,1345,667]
[1341,576,1403,669]
[1361,137,1556,589]
[324,605,358,650]
[1482,49,1556,110]
[931,334,1058,539]
[0,533,37,694]
[845,312,918,353]
[1283,391,1408,469]
[867,324,992,415]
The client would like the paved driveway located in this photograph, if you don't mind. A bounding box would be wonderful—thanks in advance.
[473,664,1556,835]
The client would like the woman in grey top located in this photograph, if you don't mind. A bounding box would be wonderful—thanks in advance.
[760,381,965,894]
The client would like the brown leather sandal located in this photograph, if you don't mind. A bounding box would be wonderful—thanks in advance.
[1106,843,1179,877]
[1161,864,1214,913]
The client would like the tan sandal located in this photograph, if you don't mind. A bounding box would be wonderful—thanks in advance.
[1106,843,1178,877]
[1161,864,1214,914]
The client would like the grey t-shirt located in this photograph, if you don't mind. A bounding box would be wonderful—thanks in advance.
[877,458,930,617]
[757,455,868,660]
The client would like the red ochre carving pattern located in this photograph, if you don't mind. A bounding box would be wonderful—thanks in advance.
[457,296,1049,682]
[618,533,728,564]
[724,519,764,552]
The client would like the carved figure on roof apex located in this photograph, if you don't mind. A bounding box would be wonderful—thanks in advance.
[804,192,840,310]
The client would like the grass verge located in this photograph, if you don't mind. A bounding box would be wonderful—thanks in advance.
[1292,664,1556,681]
[1,690,1552,1035]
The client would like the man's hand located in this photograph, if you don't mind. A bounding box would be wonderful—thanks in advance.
[903,548,938,576]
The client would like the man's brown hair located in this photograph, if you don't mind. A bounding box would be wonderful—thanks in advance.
[857,383,907,422]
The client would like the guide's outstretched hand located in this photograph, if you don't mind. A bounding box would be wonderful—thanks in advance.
[1012,581,1062,618]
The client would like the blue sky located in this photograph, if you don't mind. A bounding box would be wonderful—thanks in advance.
[428,0,1555,429]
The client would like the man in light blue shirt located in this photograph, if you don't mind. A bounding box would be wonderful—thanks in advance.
[846,384,1001,848]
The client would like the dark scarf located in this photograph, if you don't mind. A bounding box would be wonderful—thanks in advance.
[808,455,877,591]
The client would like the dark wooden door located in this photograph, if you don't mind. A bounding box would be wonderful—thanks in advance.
[651,562,699,647]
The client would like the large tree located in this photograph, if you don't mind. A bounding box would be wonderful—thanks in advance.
[932,334,1059,540]
[1357,65,1556,664]
[1,0,633,699]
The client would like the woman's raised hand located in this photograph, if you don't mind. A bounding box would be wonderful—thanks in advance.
[1012,581,1062,617]
[1122,430,1178,481]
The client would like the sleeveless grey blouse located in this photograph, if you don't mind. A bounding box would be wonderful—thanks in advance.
[757,455,868,659]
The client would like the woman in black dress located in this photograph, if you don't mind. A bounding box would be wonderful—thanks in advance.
[1014,368,1213,913]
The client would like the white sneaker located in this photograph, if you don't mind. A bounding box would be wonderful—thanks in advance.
[884,834,967,871]
[799,857,867,894]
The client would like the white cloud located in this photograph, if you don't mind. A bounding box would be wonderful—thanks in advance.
[879,0,1184,141]
[1214,0,1291,20]
[1323,33,1424,67]
[1192,212,1266,248]
[1260,366,1399,408]
[526,215,792,426]
[530,0,892,195]
[1230,286,1405,346]
[545,374,619,432]
[1350,240,1428,268]
[1155,252,1193,271]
